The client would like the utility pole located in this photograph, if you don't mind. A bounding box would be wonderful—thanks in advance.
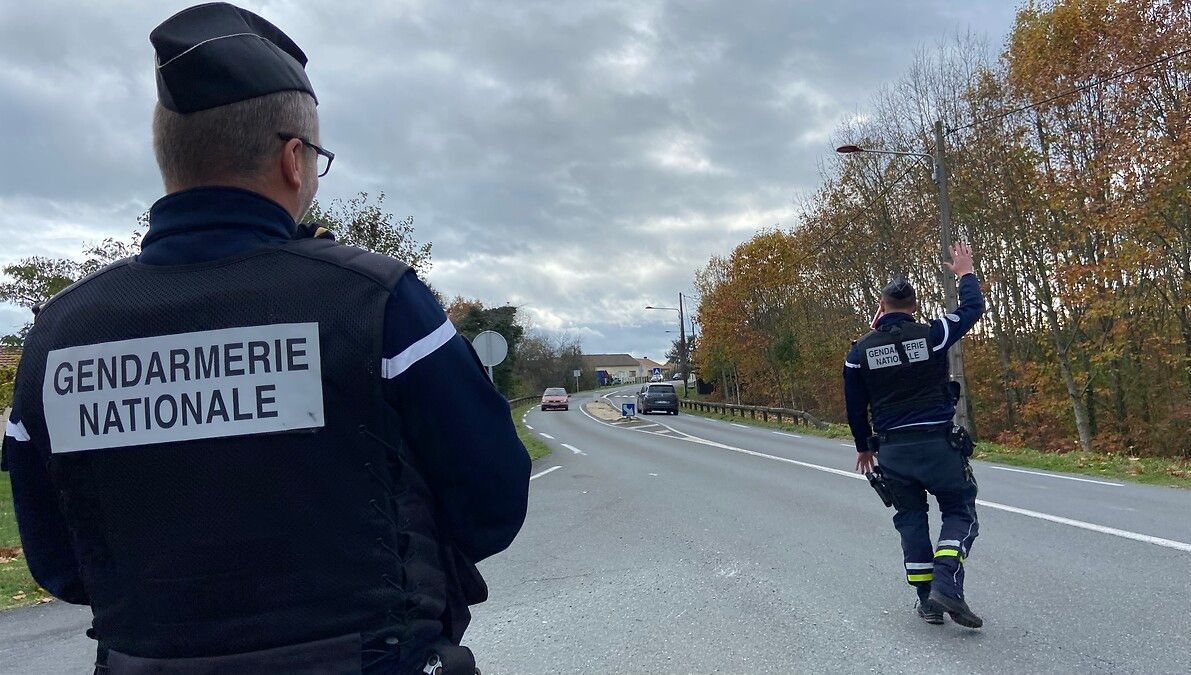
[933,120,972,433]
[678,292,689,399]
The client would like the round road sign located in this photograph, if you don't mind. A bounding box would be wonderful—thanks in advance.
[471,330,509,367]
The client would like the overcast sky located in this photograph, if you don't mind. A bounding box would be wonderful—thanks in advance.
[0,0,1017,361]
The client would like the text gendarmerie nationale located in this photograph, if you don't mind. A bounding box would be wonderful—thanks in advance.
[53,337,311,437]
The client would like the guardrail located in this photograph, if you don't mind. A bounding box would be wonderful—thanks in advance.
[679,399,827,428]
[507,395,538,407]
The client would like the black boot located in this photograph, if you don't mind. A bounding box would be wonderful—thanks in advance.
[915,598,944,625]
[928,590,983,628]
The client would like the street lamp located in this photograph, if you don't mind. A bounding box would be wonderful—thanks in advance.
[835,120,972,433]
[645,292,690,398]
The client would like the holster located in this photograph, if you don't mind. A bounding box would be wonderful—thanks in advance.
[948,425,974,458]
[421,638,478,675]
[865,466,896,509]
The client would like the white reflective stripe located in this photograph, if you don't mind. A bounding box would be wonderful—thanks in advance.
[905,562,934,570]
[844,361,861,369]
[5,420,30,442]
[933,316,950,352]
[887,420,950,430]
[938,540,962,548]
[381,320,457,379]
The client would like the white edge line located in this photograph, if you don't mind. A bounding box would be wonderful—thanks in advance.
[561,443,586,456]
[730,423,749,429]
[773,431,802,438]
[576,400,1191,555]
[539,433,554,439]
[986,465,1123,487]
[530,465,562,480]
[975,499,1191,553]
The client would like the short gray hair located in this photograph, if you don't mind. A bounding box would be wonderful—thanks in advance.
[152,90,317,188]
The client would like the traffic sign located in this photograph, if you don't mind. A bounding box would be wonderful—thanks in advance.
[471,330,508,382]
[621,402,636,418]
[652,367,662,376]
[572,369,581,377]
[472,330,508,366]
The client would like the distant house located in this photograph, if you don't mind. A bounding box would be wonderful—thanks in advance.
[582,353,645,384]
[637,357,664,377]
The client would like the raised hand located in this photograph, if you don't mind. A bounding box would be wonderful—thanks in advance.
[943,241,974,277]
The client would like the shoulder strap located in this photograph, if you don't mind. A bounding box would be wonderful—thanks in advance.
[280,238,409,291]
[35,257,136,319]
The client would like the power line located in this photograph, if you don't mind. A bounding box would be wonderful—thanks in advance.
[790,162,921,268]
[948,47,1191,133]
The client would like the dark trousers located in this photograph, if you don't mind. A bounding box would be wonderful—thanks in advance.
[878,428,979,601]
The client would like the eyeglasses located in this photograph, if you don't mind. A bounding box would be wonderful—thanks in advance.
[277,133,334,177]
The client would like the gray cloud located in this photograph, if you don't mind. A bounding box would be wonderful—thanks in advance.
[0,0,1015,357]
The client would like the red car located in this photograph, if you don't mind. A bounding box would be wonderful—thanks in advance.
[540,387,570,411]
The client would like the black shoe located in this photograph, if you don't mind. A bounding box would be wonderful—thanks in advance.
[915,599,944,625]
[928,590,983,628]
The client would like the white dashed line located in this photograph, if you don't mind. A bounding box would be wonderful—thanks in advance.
[839,443,853,447]
[539,433,554,439]
[730,423,749,429]
[986,466,1123,487]
[525,425,534,430]
[530,465,562,480]
[773,431,803,438]
[561,443,586,456]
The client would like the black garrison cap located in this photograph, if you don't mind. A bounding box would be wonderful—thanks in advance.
[882,276,916,302]
[150,2,316,114]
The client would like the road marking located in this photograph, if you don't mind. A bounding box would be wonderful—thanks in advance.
[562,443,586,456]
[649,473,659,477]
[530,465,562,480]
[773,431,802,438]
[730,423,749,429]
[525,425,534,430]
[539,433,554,439]
[975,499,1191,553]
[986,465,1123,487]
[839,443,853,447]
[576,404,1191,554]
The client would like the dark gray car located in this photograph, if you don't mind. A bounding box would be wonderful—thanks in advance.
[637,383,679,415]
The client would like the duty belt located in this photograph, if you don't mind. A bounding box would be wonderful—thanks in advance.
[879,424,950,442]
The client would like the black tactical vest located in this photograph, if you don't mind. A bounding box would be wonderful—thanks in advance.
[15,238,461,661]
[855,321,950,419]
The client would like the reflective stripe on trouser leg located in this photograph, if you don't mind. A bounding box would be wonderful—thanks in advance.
[906,561,933,584]
[932,545,966,600]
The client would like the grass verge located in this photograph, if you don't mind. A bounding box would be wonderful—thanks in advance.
[679,402,1191,489]
[972,442,1191,489]
[1,479,52,611]
[512,402,551,461]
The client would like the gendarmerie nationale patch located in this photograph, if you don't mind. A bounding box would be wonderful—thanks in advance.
[903,338,929,363]
[42,323,324,453]
[866,344,902,369]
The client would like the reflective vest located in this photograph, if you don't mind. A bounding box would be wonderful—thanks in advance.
[16,238,465,660]
[854,321,950,421]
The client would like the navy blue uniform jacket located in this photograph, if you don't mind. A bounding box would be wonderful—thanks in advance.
[843,274,985,454]
[2,187,531,605]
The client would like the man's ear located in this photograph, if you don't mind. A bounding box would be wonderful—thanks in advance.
[878,298,887,313]
[280,138,304,190]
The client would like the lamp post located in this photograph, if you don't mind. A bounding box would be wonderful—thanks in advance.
[835,120,972,432]
[645,292,689,398]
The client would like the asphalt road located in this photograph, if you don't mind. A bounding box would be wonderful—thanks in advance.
[3,388,1189,673]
